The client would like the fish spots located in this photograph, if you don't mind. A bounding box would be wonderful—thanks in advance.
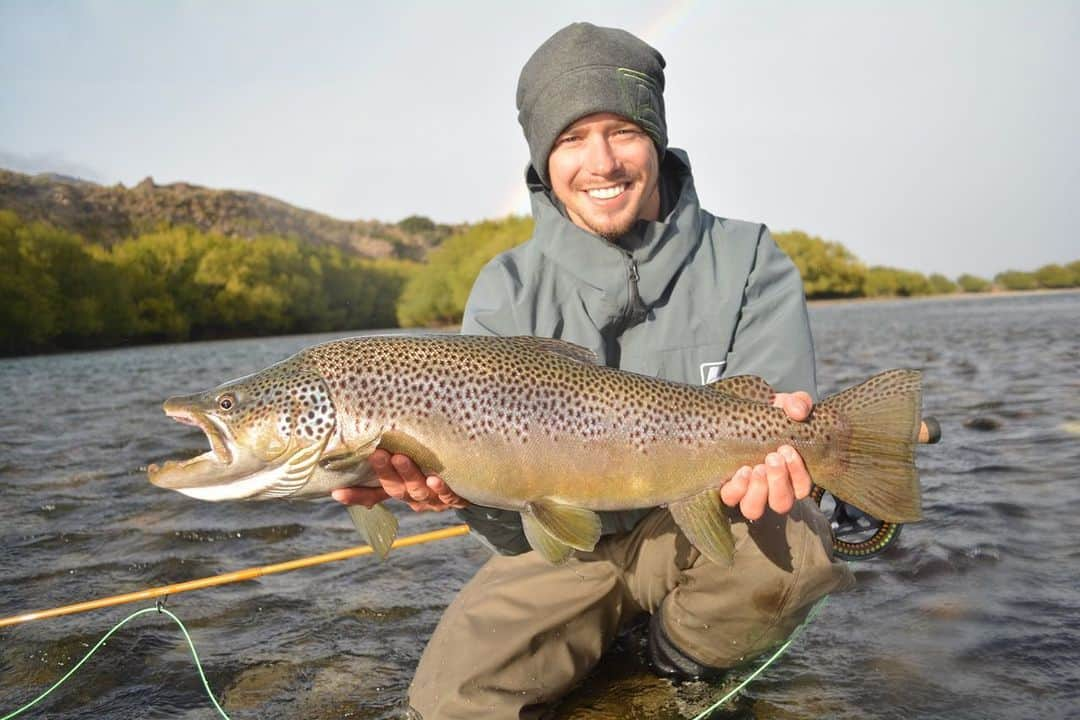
[252,335,845,462]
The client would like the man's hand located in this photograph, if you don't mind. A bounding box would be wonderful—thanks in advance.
[718,391,814,520]
[331,449,469,512]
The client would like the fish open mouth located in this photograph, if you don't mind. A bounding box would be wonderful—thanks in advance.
[148,403,234,487]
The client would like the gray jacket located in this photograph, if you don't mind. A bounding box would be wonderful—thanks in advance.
[458,149,817,554]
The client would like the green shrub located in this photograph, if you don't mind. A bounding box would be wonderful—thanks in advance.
[927,273,958,294]
[1034,263,1076,289]
[994,270,1038,291]
[397,216,534,326]
[773,230,866,298]
[957,274,991,293]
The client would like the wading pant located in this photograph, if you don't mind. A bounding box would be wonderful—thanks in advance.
[408,500,854,720]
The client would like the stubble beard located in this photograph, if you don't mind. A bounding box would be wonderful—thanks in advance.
[569,183,649,242]
[581,212,638,242]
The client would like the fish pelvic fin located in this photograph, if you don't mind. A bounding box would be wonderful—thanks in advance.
[708,374,776,405]
[346,503,400,560]
[668,490,736,567]
[817,369,923,523]
[522,499,602,564]
[522,514,574,564]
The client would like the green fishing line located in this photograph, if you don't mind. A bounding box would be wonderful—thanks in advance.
[689,596,829,720]
[1,606,232,720]
[3,597,826,720]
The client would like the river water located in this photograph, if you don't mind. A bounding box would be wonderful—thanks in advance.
[1,292,1078,719]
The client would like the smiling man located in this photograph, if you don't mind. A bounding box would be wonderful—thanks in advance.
[335,22,854,719]
[547,113,662,239]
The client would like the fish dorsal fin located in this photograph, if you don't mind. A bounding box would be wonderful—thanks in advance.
[708,375,776,405]
[522,499,602,564]
[668,490,736,567]
[346,503,400,559]
[511,337,599,365]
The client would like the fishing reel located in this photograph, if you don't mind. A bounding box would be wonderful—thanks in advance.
[812,416,941,561]
[811,486,903,560]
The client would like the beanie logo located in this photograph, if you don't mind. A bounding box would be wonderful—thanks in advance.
[616,68,664,140]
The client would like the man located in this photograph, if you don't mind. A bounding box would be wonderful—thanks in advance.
[335,22,853,719]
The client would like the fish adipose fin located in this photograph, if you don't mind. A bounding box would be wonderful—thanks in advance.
[818,369,923,523]
[668,490,736,567]
[522,499,602,564]
[708,375,776,405]
[346,503,400,559]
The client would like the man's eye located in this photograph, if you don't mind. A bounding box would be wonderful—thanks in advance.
[556,135,580,145]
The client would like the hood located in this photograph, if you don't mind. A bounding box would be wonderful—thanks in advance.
[523,148,707,313]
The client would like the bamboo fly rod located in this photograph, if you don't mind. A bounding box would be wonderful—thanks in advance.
[0,524,472,629]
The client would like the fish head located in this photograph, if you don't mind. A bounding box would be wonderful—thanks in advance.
[148,358,337,501]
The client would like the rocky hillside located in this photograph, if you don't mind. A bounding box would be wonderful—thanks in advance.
[0,169,459,260]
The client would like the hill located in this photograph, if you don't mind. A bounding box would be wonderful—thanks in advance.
[0,169,459,260]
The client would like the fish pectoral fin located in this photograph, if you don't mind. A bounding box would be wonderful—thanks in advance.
[708,375,777,405]
[668,491,736,567]
[346,503,399,559]
[525,499,602,553]
[272,432,332,492]
[320,435,380,473]
[521,513,574,564]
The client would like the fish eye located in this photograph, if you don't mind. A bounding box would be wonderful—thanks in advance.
[217,394,236,412]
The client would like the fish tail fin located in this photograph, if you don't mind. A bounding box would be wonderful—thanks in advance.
[816,369,923,523]
[346,503,400,559]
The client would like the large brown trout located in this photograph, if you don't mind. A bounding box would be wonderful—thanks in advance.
[148,335,923,565]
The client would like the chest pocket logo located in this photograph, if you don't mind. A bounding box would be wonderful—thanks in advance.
[699,361,727,385]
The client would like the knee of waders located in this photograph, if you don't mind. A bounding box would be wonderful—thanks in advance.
[646,612,726,682]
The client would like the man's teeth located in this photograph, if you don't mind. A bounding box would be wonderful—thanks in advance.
[586,184,626,200]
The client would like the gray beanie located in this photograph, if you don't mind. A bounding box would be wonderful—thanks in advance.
[516,22,667,187]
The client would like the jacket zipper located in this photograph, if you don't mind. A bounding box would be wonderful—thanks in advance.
[621,253,649,328]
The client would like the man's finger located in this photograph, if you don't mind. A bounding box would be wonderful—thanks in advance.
[740,465,769,521]
[720,466,751,507]
[779,445,812,499]
[774,391,813,422]
[369,449,405,497]
[331,486,390,508]
[764,452,795,515]
[427,476,469,509]
[391,454,431,502]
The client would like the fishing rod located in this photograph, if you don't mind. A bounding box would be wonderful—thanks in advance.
[0,524,471,629]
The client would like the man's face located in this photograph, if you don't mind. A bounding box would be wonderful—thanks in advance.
[547,113,661,241]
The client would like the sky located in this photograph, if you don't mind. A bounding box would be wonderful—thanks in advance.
[2,1,1077,277]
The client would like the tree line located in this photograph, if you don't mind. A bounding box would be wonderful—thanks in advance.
[1,210,412,355]
[3,210,1078,355]
[773,229,1080,298]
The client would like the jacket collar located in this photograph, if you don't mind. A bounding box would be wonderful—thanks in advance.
[526,148,705,310]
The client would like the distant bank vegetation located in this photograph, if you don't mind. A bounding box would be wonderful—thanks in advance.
[1,210,412,355]
[2,211,1077,355]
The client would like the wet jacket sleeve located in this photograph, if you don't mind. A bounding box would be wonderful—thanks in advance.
[454,258,533,555]
[723,227,818,400]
